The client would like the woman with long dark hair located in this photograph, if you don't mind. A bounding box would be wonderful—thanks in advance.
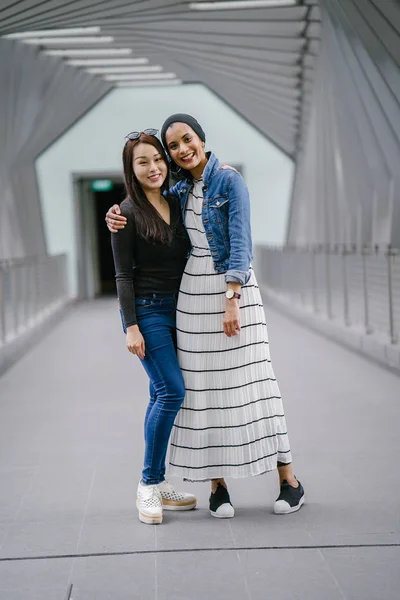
[108,116,304,519]
[111,130,196,525]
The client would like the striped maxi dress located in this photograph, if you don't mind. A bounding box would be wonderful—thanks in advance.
[169,178,292,481]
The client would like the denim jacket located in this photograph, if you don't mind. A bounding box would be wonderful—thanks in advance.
[168,152,253,285]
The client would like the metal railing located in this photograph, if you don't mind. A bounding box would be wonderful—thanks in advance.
[257,245,399,345]
[0,254,68,346]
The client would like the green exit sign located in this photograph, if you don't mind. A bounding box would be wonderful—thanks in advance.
[91,179,113,192]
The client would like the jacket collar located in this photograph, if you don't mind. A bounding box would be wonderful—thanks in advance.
[202,152,220,184]
[180,152,220,189]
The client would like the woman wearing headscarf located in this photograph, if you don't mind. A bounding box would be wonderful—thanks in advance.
[107,115,304,518]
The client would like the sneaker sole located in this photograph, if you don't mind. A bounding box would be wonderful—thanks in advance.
[210,506,235,519]
[136,503,163,524]
[274,494,305,515]
[162,499,197,511]
[137,510,163,524]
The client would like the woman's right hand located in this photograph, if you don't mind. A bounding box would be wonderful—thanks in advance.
[126,325,145,359]
[105,204,127,233]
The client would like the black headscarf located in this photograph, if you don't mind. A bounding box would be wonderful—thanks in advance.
[161,113,206,152]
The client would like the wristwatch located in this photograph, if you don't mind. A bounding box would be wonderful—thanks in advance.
[225,289,241,300]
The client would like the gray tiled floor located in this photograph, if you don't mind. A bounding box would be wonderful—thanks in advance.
[0,298,399,599]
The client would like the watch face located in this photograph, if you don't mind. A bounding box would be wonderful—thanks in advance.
[226,289,234,299]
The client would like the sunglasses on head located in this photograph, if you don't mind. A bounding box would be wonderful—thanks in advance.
[124,128,158,141]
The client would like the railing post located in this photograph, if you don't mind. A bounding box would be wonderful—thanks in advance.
[28,258,35,325]
[289,245,295,302]
[311,246,318,313]
[300,247,306,307]
[10,261,18,337]
[342,245,350,326]
[387,245,398,344]
[361,246,372,335]
[325,244,333,319]
[0,263,6,344]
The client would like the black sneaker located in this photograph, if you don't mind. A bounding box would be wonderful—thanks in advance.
[274,479,305,514]
[209,483,235,518]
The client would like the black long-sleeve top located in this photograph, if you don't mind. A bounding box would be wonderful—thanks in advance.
[111,196,190,328]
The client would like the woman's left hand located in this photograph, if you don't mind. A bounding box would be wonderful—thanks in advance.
[223,301,241,337]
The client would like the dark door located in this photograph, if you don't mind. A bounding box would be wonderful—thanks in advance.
[94,183,125,295]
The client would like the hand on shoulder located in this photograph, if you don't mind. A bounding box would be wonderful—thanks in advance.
[106,203,127,233]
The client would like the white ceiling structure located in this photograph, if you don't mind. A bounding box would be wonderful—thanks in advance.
[0,0,320,158]
[2,2,399,269]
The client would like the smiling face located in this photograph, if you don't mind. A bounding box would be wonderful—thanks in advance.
[165,122,208,178]
[132,142,168,192]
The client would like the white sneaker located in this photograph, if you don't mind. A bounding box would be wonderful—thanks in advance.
[136,481,163,524]
[157,480,197,511]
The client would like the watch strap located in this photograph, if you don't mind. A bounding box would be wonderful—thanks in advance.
[226,289,241,300]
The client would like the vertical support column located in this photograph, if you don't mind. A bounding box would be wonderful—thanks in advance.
[311,246,318,313]
[387,245,398,344]
[33,256,39,323]
[325,244,333,319]
[0,263,6,344]
[11,261,18,336]
[361,246,372,334]
[342,245,350,326]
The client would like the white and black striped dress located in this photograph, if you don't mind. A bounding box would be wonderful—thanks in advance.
[169,179,292,481]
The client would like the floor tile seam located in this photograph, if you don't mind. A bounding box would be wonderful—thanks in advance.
[68,469,97,591]
[75,468,97,554]
[0,465,40,553]
[227,519,236,547]
[234,549,252,600]
[316,548,348,600]
[1,542,400,563]
[227,519,252,600]
[154,554,158,600]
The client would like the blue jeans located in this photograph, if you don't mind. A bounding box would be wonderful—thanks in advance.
[132,293,185,485]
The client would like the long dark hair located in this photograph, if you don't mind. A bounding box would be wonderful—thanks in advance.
[122,133,172,244]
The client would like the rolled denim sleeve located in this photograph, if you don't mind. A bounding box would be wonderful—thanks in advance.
[225,172,253,285]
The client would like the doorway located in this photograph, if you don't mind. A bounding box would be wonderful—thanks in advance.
[74,175,125,299]
[93,183,125,294]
